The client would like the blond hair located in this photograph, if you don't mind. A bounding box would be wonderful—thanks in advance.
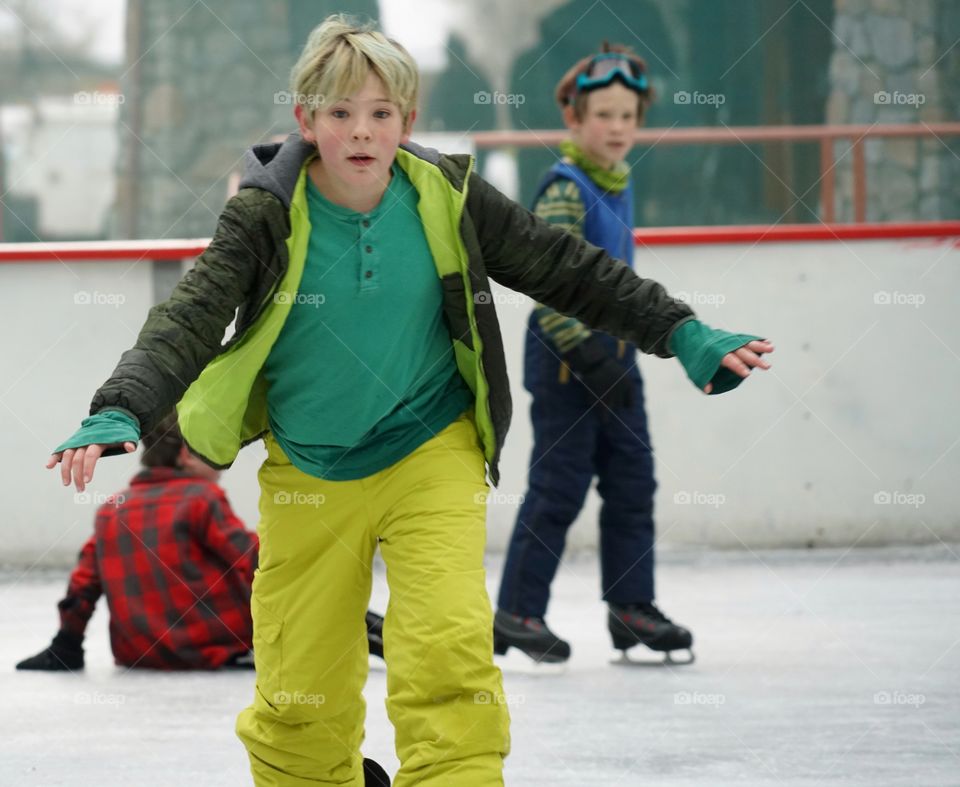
[290,14,419,126]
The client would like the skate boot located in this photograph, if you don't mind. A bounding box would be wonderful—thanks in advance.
[363,757,390,785]
[493,609,571,663]
[366,610,385,660]
[608,602,694,665]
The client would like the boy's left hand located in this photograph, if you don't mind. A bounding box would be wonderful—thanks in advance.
[704,339,774,394]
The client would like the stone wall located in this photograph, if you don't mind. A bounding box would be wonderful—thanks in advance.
[826,0,959,221]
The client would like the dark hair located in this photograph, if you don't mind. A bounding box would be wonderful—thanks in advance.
[140,411,184,468]
[555,42,654,124]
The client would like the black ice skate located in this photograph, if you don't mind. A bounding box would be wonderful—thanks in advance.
[608,602,695,665]
[363,757,390,785]
[366,610,385,660]
[493,609,571,664]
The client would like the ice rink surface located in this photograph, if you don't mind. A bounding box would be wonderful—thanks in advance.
[1,545,957,786]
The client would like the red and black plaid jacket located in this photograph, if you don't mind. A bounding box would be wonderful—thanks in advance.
[58,468,258,669]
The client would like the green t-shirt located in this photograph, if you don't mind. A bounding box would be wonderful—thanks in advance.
[262,162,472,480]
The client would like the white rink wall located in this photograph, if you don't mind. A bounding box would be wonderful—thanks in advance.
[1,234,957,565]
[490,234,960,552]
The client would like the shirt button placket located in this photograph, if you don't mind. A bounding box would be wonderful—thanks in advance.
[360,218,377,290]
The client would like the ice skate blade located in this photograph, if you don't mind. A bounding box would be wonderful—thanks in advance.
[494,648,569,675]
[610,648,695,667]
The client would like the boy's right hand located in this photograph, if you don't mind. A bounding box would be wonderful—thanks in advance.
[670,320,772,396]
[48,410,142,491]
[47,442,137,493]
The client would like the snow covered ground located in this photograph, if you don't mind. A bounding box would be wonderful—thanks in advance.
[2,545,957,786]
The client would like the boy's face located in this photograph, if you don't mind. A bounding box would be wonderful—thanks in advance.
[566,82,640,169]
[296,72,413,200]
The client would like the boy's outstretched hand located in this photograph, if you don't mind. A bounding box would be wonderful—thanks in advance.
[47,442,137,493]
[705,339,774,394]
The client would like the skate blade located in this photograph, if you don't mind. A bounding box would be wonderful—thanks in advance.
[609,648,695,667]
[495,648,568,675]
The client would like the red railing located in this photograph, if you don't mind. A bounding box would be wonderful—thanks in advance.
[632,221,960,246]
[2,222,959,264]
[0,239,208,262]
[472,123,960,224]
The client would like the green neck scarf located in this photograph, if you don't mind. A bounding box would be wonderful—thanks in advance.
[559,139,630,194]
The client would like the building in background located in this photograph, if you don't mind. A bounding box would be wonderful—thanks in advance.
[1,0,957,243]
[112,0,377,240]
[826,0,960,221]
[2,91,120,241]
[0,1,121,241]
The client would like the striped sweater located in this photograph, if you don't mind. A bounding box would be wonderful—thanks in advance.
[532,179,596,352]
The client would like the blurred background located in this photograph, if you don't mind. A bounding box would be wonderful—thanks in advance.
[2,0,958,244]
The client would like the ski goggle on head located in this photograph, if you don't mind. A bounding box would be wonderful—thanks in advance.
[572,53,649,99]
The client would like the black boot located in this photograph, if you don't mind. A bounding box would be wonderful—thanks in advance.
[16,631,84,671]
[222,650,256,669]
[363,757,390,785]
[366,610,384,660]
[608,602,694,658]
[493,609,571,663]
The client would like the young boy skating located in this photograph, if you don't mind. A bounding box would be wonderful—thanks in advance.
[495,45,734,666]
[48,17,772,786]
[494,46,746,662]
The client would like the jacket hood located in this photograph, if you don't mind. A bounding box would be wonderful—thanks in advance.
[238,132,452,208]
[238,132,316,209]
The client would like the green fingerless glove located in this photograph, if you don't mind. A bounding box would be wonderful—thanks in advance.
[53,409,141,455]
[669,319,763,395]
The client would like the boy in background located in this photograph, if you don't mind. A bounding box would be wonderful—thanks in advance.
[23,413,385,670]
[496,45,759,665]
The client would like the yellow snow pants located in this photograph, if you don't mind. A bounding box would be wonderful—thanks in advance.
[235,412,510,785]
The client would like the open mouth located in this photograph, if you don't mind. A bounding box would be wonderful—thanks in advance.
[348,154,375,165]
